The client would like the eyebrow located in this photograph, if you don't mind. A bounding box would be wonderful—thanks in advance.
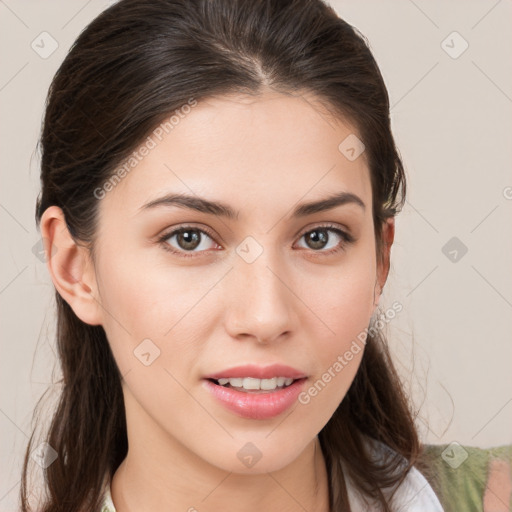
[139,191,365,219]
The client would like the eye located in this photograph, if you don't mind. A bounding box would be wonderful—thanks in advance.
[158,226,220,257]
[295,224,354,255]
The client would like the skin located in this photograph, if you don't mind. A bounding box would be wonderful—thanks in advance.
[41,88,394,512]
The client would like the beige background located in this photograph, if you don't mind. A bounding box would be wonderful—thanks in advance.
[1,0,511,509]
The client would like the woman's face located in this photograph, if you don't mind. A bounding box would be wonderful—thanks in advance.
[82,90,389,473]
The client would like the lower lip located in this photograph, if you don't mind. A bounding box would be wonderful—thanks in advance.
[202,378,307,420]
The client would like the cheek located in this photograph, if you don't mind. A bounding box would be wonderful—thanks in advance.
[94,247,226,369]
[313,279,373,379]
[298,248,376,410]
[308,249,377,344]
[313,271,374,327]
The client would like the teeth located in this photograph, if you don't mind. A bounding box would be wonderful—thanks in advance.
[216,377,295,390]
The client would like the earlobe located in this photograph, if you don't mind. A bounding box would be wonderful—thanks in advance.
[39,206,103,326]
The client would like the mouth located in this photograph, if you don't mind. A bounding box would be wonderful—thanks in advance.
[202,364,308,418]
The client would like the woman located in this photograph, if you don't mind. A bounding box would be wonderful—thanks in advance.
[21,0,444,510]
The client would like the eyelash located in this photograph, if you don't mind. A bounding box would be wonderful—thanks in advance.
[157,223,355,259]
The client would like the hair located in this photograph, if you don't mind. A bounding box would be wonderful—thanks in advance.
[22,1,424,511]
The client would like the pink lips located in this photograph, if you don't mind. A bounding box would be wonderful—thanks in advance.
[202,364,308,420]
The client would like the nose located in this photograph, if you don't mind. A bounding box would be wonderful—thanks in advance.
[223,252,297,344]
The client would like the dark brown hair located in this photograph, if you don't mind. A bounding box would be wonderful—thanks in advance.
[22,1,421,511]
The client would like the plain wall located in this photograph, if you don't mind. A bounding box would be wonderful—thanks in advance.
[1,0,511,510]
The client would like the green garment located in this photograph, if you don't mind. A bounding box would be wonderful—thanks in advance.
[420,443,512,512]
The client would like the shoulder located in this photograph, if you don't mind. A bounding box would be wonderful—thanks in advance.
[344,437,445,512]
[420,443,512,512]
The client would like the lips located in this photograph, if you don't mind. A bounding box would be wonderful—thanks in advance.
[204,363,307,380]
[202,364,308,419]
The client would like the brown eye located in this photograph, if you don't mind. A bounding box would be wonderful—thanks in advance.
[159,226,219,256]
[296,225,354,254]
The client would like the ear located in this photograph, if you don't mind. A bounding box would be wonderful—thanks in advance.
[39,206,103,326]
[373,217,395,310]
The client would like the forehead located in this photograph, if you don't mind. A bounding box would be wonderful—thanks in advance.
[101,90,372,219]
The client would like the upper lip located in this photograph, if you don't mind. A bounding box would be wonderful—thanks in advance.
[204,364,307,380]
